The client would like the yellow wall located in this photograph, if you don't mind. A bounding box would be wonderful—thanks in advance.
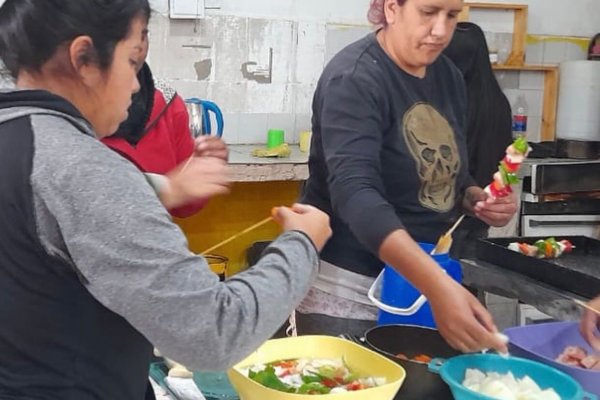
[174,181,304,276]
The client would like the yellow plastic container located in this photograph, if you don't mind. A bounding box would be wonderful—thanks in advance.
[228,335,406,400]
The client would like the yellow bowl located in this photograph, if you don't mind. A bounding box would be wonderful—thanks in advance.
[227,335,406,400]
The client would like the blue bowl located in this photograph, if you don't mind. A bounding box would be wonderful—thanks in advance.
[428,354,597,400]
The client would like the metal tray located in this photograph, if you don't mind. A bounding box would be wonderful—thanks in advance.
[475,236,600,299]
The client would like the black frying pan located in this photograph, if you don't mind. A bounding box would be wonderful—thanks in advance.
[364,325,459,400]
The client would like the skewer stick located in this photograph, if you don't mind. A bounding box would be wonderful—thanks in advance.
[446,214,466,237]
[573,298,600,315]
[431,214,466,255]
[177,154,195,177]
[201,216,274,255]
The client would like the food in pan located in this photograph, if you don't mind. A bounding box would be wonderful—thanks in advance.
[484,136,530,199]
[394,353,433,363]
[243,358,386,394]
[462,368,560,400]
[507,237,574,259]
[556,345,600,370]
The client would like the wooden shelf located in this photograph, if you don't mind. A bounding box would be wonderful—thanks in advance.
[459,2,528,66]
[460,3,559,141]
[492,64,557,72]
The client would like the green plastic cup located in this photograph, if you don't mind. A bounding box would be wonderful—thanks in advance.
[267,129,285,149]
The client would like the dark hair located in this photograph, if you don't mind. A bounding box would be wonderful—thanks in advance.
[367,0,407,26]
[443,22,513,187]
[0,0,151,78]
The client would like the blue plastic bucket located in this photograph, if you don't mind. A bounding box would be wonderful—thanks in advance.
[373,242,462,328]
[428,354,597,400]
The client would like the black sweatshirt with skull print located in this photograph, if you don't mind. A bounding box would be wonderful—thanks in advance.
[301,32,475,277]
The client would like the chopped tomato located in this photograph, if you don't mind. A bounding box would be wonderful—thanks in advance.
[413,354,433,363]
[489,182,512,198]
[321,378,338,388]
[347,381,364,391]
[561,240,574,253]
[502,158,520,173]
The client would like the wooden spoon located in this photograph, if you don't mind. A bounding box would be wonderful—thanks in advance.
[431,214,466,255]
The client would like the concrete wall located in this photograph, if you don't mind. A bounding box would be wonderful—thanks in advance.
[0,0,597,142]
[146,0,598,144]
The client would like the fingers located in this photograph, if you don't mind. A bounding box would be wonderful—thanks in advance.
[194,136,229,160]
[432,285,506,354]
[580,310,600,351]
[290,203,319,214]
[474,197,518,226]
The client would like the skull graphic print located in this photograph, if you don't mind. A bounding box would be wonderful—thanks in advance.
[403,103,460,212]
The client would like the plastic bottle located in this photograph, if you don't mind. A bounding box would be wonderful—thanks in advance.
[512,94,528,139]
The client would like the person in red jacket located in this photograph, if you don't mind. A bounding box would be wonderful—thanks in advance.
[102,36,227,218]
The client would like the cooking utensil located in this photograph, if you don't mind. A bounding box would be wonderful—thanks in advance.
[227,335,406,400]
[429,353,596,400]
[176,154,195,177]
[505,321,600,395]
[363,324,458,400]
[431,214,465,255]
[201,216,273,255]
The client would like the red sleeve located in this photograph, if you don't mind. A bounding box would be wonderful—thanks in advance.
[166,94,208,218]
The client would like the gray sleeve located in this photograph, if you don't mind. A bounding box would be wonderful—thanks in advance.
[30,115,319,371]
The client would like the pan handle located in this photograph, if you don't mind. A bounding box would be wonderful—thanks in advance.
[427,358,446,374]
[583,392,598,400]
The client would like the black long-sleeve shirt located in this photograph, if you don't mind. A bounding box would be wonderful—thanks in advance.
[302,32,474,277]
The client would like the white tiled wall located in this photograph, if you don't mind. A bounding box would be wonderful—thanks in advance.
[494,38,588,142]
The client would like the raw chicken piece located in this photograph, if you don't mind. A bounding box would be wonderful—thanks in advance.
[580,354,599,370]
[562,346,587,361]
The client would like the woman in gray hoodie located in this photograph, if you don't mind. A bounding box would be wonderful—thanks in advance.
[0,1,331,399]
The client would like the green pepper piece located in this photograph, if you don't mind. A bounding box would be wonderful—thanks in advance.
[297,382,332,394]
[249,366,294,393]
[512,136,529,154]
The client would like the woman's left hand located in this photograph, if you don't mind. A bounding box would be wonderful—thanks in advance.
[463,186,518,227]
[194,136,229,161]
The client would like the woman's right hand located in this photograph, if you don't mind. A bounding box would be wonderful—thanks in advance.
[427,278,508,354]
[580,296,600,351]
[272,203,332,251]
[161,157,231,209]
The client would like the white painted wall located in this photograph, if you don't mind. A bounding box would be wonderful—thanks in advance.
[151,0,371,25]
[150,0,600,36]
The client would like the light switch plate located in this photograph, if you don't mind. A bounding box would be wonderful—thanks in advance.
[204,0,222,9]
[169,0,205,19]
